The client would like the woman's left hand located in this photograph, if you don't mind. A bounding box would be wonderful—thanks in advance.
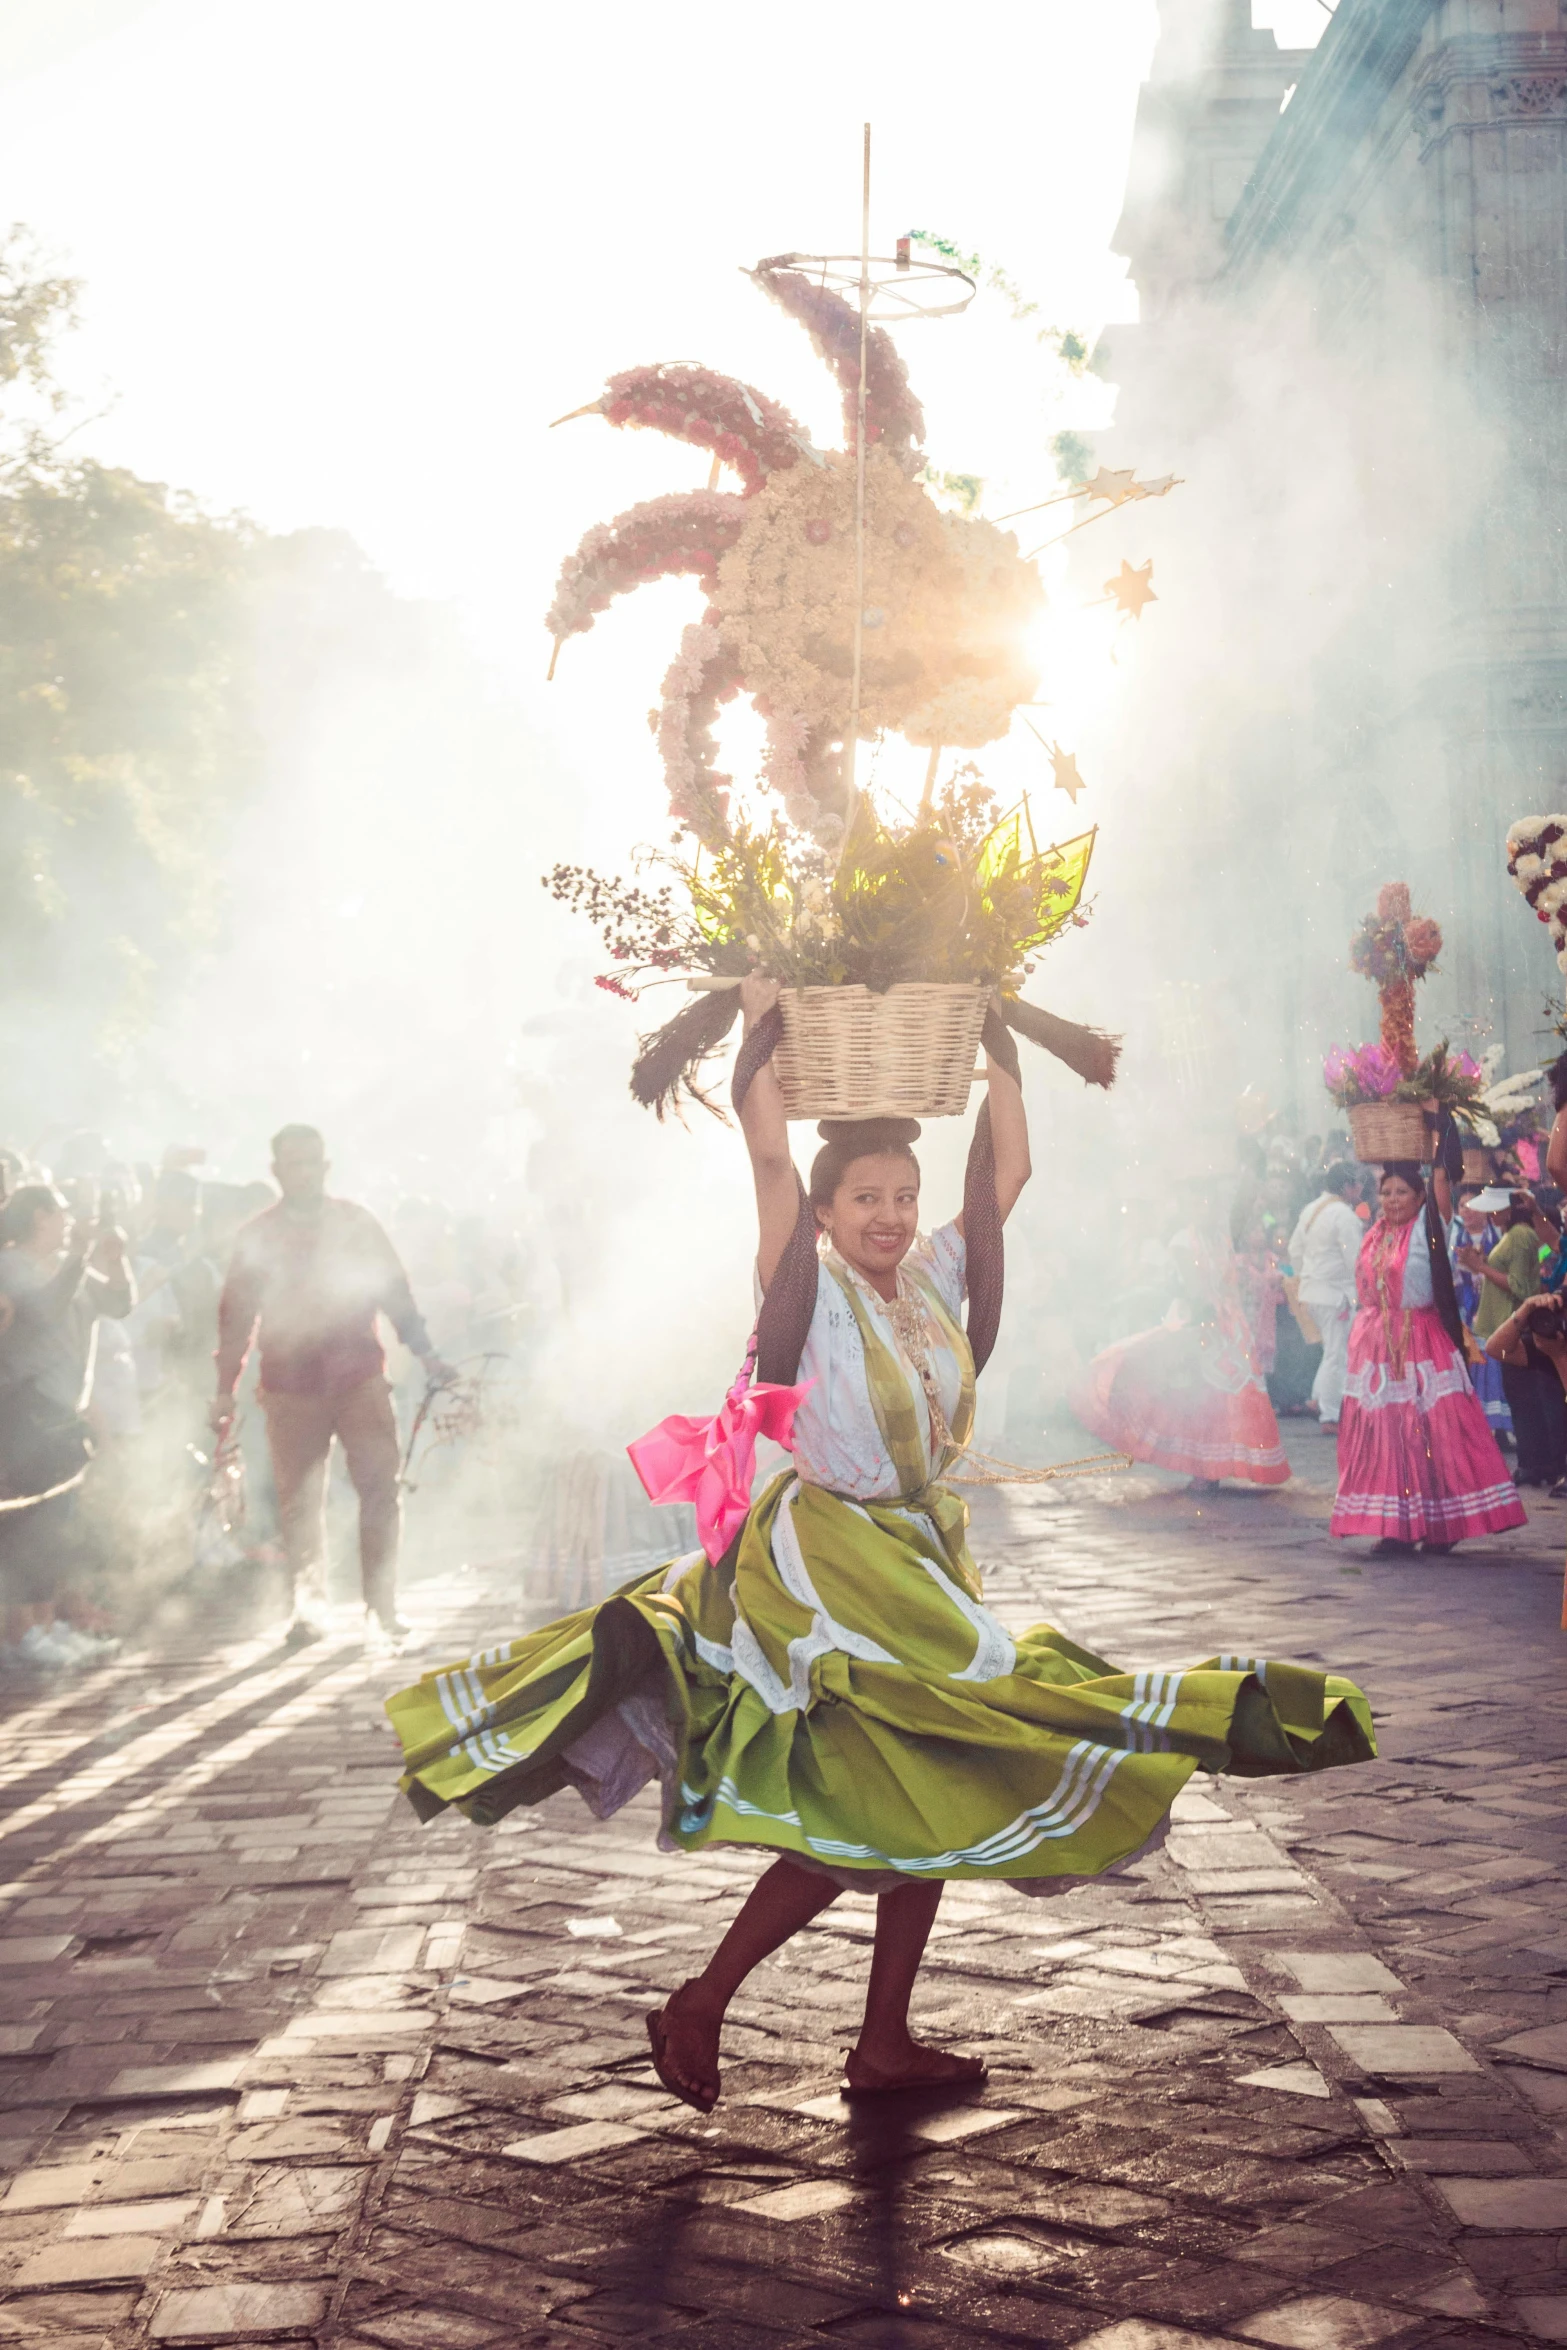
[739,973,780,1033]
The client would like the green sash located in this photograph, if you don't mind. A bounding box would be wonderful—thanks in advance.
[825,1255,976,1499]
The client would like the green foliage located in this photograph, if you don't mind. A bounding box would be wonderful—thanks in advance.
[917,464,984,514]
[1051,431,1093,486]
[553,774,1095,997]
[0,458,257,1052]
[0,230,260,1072]
[0,226,79,422]
[906,229,1091,369]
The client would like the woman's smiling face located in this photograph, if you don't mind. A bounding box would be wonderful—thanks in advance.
[818,1152,920,1280]
[1379,1173,1423,1225]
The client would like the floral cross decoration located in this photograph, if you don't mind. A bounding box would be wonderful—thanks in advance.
[1349,883,1443,1079]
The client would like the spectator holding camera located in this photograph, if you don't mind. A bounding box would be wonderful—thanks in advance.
[0,1184,135,1499]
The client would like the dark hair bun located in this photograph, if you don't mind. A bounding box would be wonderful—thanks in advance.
[808,1117,922,1209]
[816,1116,921,1146]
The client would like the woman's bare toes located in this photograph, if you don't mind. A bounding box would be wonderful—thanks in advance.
[647,1984,722,2112]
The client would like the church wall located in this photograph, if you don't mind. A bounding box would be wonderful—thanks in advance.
[1105,0,1567,1129]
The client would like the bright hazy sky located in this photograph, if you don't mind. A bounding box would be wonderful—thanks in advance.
[0,0,1324,690]
[0,0,1331,1192]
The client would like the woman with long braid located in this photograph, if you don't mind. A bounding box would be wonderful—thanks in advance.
[386,976,1376,2112]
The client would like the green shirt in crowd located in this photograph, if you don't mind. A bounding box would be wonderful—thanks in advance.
[1474,1221,1542,1342]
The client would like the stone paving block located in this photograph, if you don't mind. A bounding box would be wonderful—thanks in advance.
[1513,2296,1567,2341]
[318,1926,427,1977]
[104,2060,246,2098]
[543,2084,676,2123]
[1326,2026,1480,2074]
[1278,1955,1409,1992]
[0,1939,76,1968]
[226,2116,366,2160]
[446,1977,533,2007]
[0,2286,140,2332]
[353,2312,506,2349]
[63,2195,198,2235]
[1236,2066,1331,2099]
[2,2161,112,2209]
[1031,2180,1169,2229]
[734,2177,861,2221]
[1496,2021,1567,2070]
[13,2233,162,2284]
[1412,2273,1488,2316]
[1234,2293,1420,2347]
[1233,2226,1359,2276]
[147,2280,329,2337]
[1394,2139,1532,2174]
[1068,2322,1235,2350]
[1277,1995,1398,2024]
[901,2104,1025,2146]
[500,2120,647,2163]
[223,2162,369,2236]
[1182,1872,1311,1896]
[1431,2175,1567,2228]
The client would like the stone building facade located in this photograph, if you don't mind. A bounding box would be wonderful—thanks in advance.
[1108,0,1567,1102]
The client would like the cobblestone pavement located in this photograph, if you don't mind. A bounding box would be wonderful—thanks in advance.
[0,1430,1563,2350]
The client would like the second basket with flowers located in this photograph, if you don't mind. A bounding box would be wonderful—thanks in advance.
[1324,884,1484,1163]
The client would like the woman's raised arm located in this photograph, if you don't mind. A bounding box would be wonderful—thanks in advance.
[736,976,801,1292]
[954,1051,1032,1239]
[986,1053,1033,1226]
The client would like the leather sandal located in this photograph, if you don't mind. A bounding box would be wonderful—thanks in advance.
[646,2003,719,2114]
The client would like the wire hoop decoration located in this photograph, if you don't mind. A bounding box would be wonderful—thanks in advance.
[751,251,977,322]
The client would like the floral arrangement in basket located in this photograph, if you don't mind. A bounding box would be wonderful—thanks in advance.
[548,776,1101,1113]
[1322,1041,1484,1114]
[542,247,1136,1116]
[1323,884,1483,1156]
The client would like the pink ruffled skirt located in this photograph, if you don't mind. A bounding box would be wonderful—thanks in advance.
[1076,1324,1290,1485]
[1330,1303,1526,1542]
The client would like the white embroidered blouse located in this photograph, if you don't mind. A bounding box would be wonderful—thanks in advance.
[778,1222,969,1503]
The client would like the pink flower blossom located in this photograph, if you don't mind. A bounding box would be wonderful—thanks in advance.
[1324,1042,1400,1101]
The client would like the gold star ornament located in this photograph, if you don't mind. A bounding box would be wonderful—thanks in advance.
[1105,558,1157,619]
[1050,744,1086,802]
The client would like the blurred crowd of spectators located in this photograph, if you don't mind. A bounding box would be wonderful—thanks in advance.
[0,1129,532,1670]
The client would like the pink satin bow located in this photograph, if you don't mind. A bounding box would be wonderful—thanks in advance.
[627,1337,811,1565]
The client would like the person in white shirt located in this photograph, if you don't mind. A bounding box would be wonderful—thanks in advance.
[1288,1164,1365,1434]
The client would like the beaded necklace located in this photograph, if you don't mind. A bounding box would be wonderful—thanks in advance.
[828,1248,953,1452]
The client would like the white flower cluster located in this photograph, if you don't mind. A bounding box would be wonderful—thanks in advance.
[1506,814,1567,973]
[655,620,732,852]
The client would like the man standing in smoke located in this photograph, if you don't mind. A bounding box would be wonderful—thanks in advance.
[210,1125,451,1646]
[1288,1163,1365,1438]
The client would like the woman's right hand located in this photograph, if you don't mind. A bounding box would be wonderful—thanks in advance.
[739,973,780,1033]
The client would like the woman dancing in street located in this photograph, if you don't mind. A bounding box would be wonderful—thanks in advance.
[1073,1220,1290,1492]
[1330,1162,1525,1554]
[387,978,1375,2112]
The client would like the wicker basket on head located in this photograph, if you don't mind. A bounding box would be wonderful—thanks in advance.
[1460,1145,1492,1185]
[772,982,991,1120]
[1348,1100,1433,1167]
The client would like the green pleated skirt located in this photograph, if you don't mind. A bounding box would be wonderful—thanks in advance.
[386,1472,1375,1885]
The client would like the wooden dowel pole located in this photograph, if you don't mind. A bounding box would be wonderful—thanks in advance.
[841,120,871,865]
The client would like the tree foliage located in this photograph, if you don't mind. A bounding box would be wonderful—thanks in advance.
[0,227,257,1068]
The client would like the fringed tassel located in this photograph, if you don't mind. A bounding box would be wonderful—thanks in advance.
[1000,996,1121,1090]
[630,989,743,1120]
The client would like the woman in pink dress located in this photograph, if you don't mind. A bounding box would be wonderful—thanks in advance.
[1076,1224,1290,1490]
[1331,1162,1526,1554]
